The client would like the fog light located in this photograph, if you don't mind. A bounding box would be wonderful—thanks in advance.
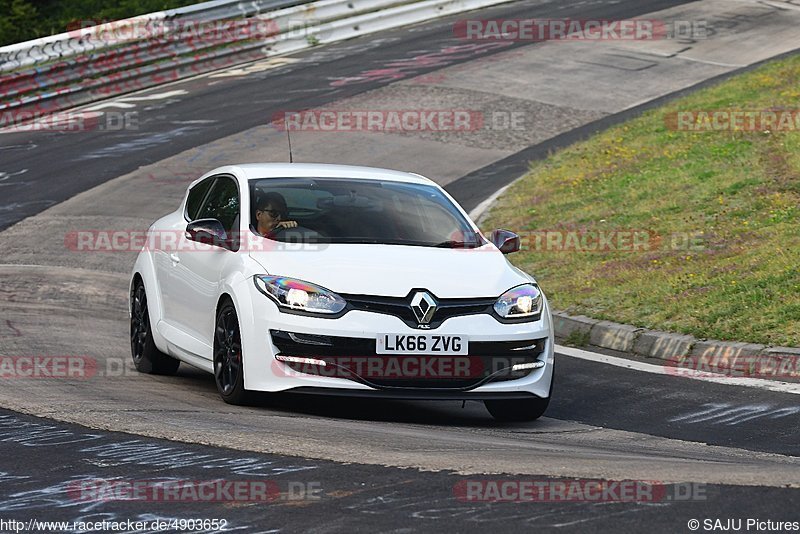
[511,361,545,371]
[275,354,326,366]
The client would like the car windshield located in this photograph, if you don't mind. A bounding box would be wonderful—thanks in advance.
[249,177,483,247]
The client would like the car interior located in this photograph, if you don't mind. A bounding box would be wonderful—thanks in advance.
[248,179,468,245]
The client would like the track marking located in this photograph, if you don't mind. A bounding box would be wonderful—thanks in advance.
[556,344,800,395]
[208,57,299,78]
[669,403,800,425]
[81,102,136,111]
[118,90,188,101]
[84,90,189,111]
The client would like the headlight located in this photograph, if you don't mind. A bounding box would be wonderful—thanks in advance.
[254,275,347,315]
[494,284,542,319]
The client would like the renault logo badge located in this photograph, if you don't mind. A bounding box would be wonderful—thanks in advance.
[410,291,437,324]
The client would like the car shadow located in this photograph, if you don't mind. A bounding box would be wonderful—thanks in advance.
[172,365,527,427]
[258,392,500,426]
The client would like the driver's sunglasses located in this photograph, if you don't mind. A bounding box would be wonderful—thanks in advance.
[258,208,281,218]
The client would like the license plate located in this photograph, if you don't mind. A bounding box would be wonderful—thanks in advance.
[376,334,468,355]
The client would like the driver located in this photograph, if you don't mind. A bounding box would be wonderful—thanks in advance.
[254,192,298,237]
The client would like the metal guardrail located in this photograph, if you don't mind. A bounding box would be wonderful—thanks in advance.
[0,0,517,118]
[2,0,408,101]
[0,0,309,71]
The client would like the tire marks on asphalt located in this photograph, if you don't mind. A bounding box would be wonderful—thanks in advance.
[2,319,22,337]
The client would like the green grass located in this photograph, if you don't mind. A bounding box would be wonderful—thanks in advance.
[482,54,800,346]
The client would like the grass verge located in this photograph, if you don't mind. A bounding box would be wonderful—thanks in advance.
[482,54,800,346]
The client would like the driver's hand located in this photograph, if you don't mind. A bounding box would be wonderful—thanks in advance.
[277,220,298,229]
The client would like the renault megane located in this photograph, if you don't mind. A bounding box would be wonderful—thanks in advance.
[129,163,554,421]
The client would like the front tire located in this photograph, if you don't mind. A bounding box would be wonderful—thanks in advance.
[484,396,550,422]
[130,282,180,375]
[485,369,553,422]
[214,300,251,405]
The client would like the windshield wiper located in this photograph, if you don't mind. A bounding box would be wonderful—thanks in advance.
[433,240,481,248]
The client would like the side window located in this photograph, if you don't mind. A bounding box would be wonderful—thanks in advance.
[195,176,240,235]
[185,178,214,221]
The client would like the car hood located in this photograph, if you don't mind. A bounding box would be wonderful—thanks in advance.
[248,242,531,298]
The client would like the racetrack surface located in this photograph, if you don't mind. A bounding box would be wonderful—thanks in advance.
[1,0,800,530]
[0,409,798,533]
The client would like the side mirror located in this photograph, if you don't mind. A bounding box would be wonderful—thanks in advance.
[186,219,228,249]
[489,229,520,254]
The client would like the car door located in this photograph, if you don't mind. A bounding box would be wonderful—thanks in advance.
[156,176,216,327]
[170,175,241,355]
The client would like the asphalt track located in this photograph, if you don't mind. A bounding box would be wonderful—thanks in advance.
[2,407,798,534]
[1,0,800,531]
[0,408,798,534]
[0,0,692,230]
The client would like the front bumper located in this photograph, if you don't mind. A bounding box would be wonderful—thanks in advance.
[237,280,555,398]
[282,388,543,400]
[270,330,547,390]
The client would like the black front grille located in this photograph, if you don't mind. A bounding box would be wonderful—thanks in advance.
[342,291,496,329]
[341,290,541,327]
[270,330,546,390]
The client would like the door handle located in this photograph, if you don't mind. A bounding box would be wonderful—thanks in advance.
[170,253,181,264]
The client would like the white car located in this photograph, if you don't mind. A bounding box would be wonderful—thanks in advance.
[130,163,554,421]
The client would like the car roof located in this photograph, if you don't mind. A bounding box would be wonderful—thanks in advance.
[206,163,436,185]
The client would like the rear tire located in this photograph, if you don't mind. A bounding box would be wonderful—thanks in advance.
[130,282,180,375]
[214,300,251,405]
